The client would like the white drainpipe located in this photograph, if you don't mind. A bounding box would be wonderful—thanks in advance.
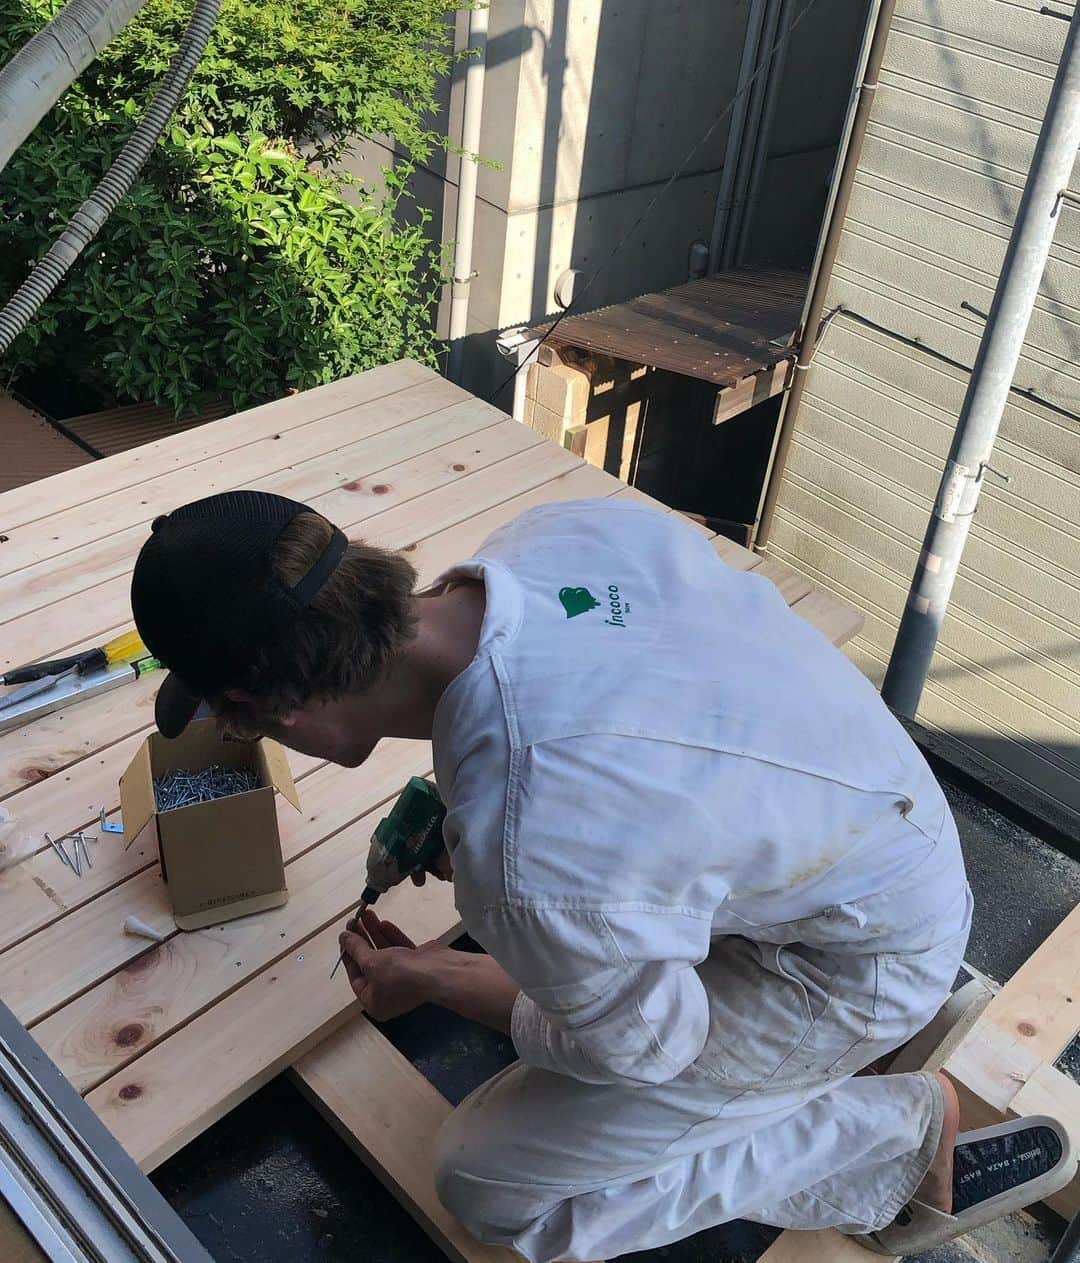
[446,3,490,384]
[495,327,540,423]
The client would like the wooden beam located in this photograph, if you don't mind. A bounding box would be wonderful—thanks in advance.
[790,588,864,647]
[291,1017,518,1263]
[756,1227,879,1262]
[712,360,791,426]
[85,880,463,1172]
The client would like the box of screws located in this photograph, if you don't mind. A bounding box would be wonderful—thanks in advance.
[118,719,299,929]
[153,765,259,812]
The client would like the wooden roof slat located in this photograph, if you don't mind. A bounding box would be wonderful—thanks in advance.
[531,264,807,387]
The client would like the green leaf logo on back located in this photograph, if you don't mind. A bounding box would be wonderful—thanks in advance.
[559,586,601,618]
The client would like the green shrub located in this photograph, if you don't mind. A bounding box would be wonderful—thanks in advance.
[0,0,456,414]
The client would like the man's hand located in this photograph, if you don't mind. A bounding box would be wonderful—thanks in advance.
[337,908,521,1034]
[339,909,455,1021]
[409,843,453,887]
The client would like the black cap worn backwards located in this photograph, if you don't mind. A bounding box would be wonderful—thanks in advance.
[131,490,348,738]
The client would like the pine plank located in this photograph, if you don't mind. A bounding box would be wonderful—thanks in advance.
[2,739,424,1027]
[0,375,466,581]
[0,360,442,537]
[941,901,1080,1120]
[291,1016,518,1263]
[940,901,1080,1219]
[1009,1061,1080,1219]
[976,900,1080,1068]
[34,761,434,1093]
[752,555,815,606]
[0,670,160,799]
[0,728,144,845]
[85,879,462,1171]
[789,587,865,647]
[0,423,568,676]
[0,395,510,631]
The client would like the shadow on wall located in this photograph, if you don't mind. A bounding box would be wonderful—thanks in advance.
[354,1,873,408]
[854,637,1080,841]
[478,0,870,408]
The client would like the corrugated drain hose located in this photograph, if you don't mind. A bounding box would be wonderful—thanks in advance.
[0,0,221,355]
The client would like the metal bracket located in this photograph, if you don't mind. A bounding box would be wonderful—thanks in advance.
[935,458,1011,523]
[99,806,124,834]
[935,460,983,523]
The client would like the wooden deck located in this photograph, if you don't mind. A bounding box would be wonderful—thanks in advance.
[0,360,869,1254]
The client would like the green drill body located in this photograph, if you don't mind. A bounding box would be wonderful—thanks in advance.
[331,776,446,979]
[359,775,447,906]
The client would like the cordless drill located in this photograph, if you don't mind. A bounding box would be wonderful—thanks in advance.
[330,776,447,978]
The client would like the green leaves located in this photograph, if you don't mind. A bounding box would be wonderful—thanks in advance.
[0,0,455,414]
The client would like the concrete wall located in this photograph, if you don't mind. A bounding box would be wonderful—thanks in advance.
[768,0,1080,832]
[343,0,872,402]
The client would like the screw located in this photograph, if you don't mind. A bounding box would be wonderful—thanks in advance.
[45,832,73,871]
[78,834,92,870]
[70,839,81,877]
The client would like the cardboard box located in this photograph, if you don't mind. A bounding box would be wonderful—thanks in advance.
[119,719,300,930]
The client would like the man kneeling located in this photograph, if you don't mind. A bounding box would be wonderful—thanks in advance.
[131,491,1075,1261]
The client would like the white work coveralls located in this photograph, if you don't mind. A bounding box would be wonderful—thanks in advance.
[429,499,972,1263]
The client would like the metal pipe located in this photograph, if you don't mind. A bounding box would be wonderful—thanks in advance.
[733,0,796,266]
[882,8,1080,718]
[753,0,898,549]
[722,0,786,269]
[0,0,152,175]
[708,0,769,272]
[446,2,490,385]
[0,0,221,356]
[494,326,540,423]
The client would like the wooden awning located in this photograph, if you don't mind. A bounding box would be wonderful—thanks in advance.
[529,265,807,389]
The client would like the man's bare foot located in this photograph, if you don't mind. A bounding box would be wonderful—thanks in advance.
[913,1072,960,1213]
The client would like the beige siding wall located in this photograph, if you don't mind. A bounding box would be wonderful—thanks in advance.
[771,0,1080,827]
